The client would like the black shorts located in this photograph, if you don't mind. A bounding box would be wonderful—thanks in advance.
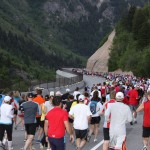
[143,127,150,138]
[75,129,88,140]
[91,116,101,124]
[103,128,110,140]
[36,117,44,128]
[25,123,36,135]
[14,110,18,115]
[69,118,73,124]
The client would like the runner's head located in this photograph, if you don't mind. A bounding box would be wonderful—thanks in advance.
[110,90,116,99]
[78,95,85,103]
[116,92,124,101]
[4,96,11,104]
[52,96,62,107]
[147,91,150,100]
[27,92,34,101]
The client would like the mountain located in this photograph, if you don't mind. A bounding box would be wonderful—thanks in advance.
[0,0,148,91]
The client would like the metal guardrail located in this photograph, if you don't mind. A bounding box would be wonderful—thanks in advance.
[30,69,83,91]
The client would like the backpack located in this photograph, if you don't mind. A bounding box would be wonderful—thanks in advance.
[90,101,98,115]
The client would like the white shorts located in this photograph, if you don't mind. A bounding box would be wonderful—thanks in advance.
[109,134,126,150]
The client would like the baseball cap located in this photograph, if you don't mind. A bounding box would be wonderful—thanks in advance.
[66,88,70,92]
[45,94,49,99]
[116,92,124,100]
[4,96,11,102]
[55,91,62,96]
[78,95,85,101]
[50,91,54,96]
[27,93,34,98]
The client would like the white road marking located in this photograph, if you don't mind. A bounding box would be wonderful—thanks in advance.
[91,139,104,150]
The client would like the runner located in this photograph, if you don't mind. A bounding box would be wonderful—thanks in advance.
[40,93,54,150]
[101,82,107,103]
[101,90,116,150]
[33,89,45,143]
[90,86,102,101]
[88,91,103,142]
[105,92,132,150]
[44,96,74,150]
[134,90,150,150]
[16,94,27,130]
[20,92,40,150]
[128,85,139,124]
[69,95,92,150]
[0,96,14,150]
[73,87,81,100]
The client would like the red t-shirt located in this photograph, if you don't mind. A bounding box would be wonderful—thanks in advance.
[46,107,68,138]
[143,100,150,127]
[101,86,106,96]
[122,96,129,105]
[115,86,120,93]
[128,89,138,105]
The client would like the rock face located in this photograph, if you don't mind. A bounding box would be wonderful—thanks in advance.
[86,30,115,73]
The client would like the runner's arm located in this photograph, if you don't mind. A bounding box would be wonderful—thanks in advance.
[44,120,48,136]
[133,103,144,118]
[64,120,74,143]
[136,103,144,113]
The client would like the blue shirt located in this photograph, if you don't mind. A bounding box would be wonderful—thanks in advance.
[0,94,5,107]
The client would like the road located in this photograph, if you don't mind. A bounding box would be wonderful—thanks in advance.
[11,75,144,150]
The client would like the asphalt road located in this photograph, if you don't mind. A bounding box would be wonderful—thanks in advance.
[11,75,144,150]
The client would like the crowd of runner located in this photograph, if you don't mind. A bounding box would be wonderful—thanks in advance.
[0,72,150,150]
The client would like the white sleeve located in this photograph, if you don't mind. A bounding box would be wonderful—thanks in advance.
[97,102,103,113]
[98,91,102,98]
[127,106,133,123]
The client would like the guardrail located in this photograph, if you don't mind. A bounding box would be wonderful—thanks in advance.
[30,69,83,91]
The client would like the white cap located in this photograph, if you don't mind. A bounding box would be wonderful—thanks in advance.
[55,91,62,96]
[66,88,70,92]
[4,96,11,102]
[49,91,54,96]
[116,92,124,100]
[78,95,85,101]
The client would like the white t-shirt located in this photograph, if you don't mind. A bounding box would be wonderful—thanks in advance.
[45,101,54,114]
[105,102,132,136]
[90,90,101,99]
[69,104,92,130]
[73,91,81,100]
[88,101,103,117]
[0,103,14,124]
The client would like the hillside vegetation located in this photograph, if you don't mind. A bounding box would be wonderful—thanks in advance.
[108,4,150,77]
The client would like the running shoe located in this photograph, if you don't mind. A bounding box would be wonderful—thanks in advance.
[14,125,17,130]
[134,121,137,124]
[142,146,147,150]
[130,122,133,125]
[94,139,97,143]
[0,143,6,150]
[40,143,44,149]
[35,140,41,143]
[87,135,91,142]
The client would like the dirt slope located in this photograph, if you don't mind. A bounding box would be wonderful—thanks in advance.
[86,30,115,73]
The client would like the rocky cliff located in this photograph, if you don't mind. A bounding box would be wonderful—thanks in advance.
[86,30,115,73]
